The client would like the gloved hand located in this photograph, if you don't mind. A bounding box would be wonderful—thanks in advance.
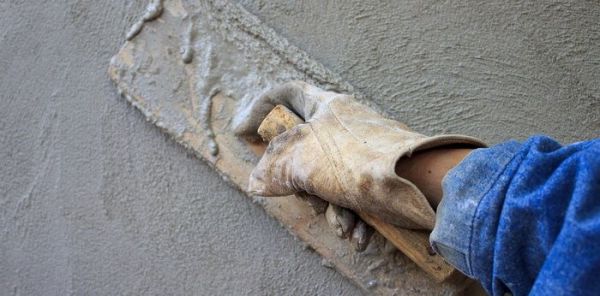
[234,81,484,230]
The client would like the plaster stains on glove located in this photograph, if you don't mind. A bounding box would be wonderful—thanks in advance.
[240,81,485,230]
[247,124,317,196]
[352,219,375,252]
[233,81,336,143]
[296,192,328,214]
[325,204,356,238]
[325,204,374,251]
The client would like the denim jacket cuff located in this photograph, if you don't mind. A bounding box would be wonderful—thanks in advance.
[429,142,521,276]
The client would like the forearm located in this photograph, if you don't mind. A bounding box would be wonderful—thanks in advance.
[395,148,473,209]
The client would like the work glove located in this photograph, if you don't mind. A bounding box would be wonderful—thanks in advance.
[234,81,484,230]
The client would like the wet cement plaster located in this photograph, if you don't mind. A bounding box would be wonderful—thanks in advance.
[109,1,463,293]
[1,0,599,295]
[126,0,164,40]
[0,1,361,295]
[238,0,599,143]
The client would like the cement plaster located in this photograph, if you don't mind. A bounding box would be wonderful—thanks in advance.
[238,0,599,144]
[1,0,599,295]
[108,1,474,293]
[0,1,360,295]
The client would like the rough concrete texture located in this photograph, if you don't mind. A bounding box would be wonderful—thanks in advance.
[0,1,360,295]
[1,0,599,295]
[238,0,599,143]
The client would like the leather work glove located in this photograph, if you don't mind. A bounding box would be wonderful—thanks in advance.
[234,81,484,230]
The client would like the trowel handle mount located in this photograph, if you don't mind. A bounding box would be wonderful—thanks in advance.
[256,105,459,283]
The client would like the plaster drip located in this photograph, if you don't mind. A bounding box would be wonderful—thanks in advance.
[181,18,194,64]
[126,0,164,41]
[201,88,219,156]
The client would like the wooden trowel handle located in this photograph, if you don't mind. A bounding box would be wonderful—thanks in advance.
[257,105,460,283]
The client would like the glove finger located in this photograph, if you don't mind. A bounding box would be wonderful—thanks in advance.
[233,81,329,140]
[248,124,311,196]
[351,219,374,252]
[296,192,328,214]
[325,203,356,239]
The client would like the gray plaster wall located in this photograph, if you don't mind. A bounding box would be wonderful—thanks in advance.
[239,0,599,143]
[0,1,360,295]
[1,1,598,296]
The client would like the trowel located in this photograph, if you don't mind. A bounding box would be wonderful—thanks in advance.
[108,0,477,294]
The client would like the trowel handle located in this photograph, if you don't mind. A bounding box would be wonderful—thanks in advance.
[257,105,459,283]
[257,105,305,142]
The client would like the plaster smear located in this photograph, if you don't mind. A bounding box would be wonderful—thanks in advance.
[116,0,373,155]
[126,0,164,40]
[109,0,470,294]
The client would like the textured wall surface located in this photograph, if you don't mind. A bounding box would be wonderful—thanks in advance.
[238,0,599,144]
[1,0,598,295]
[0,1,359,295]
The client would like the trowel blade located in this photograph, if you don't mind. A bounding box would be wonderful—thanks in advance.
[108,0,466,294]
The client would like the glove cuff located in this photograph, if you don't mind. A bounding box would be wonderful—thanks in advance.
[404,134,487,156]
[379,134,487,230]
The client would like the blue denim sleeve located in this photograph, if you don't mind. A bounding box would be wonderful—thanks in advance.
[430,135,600,296]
